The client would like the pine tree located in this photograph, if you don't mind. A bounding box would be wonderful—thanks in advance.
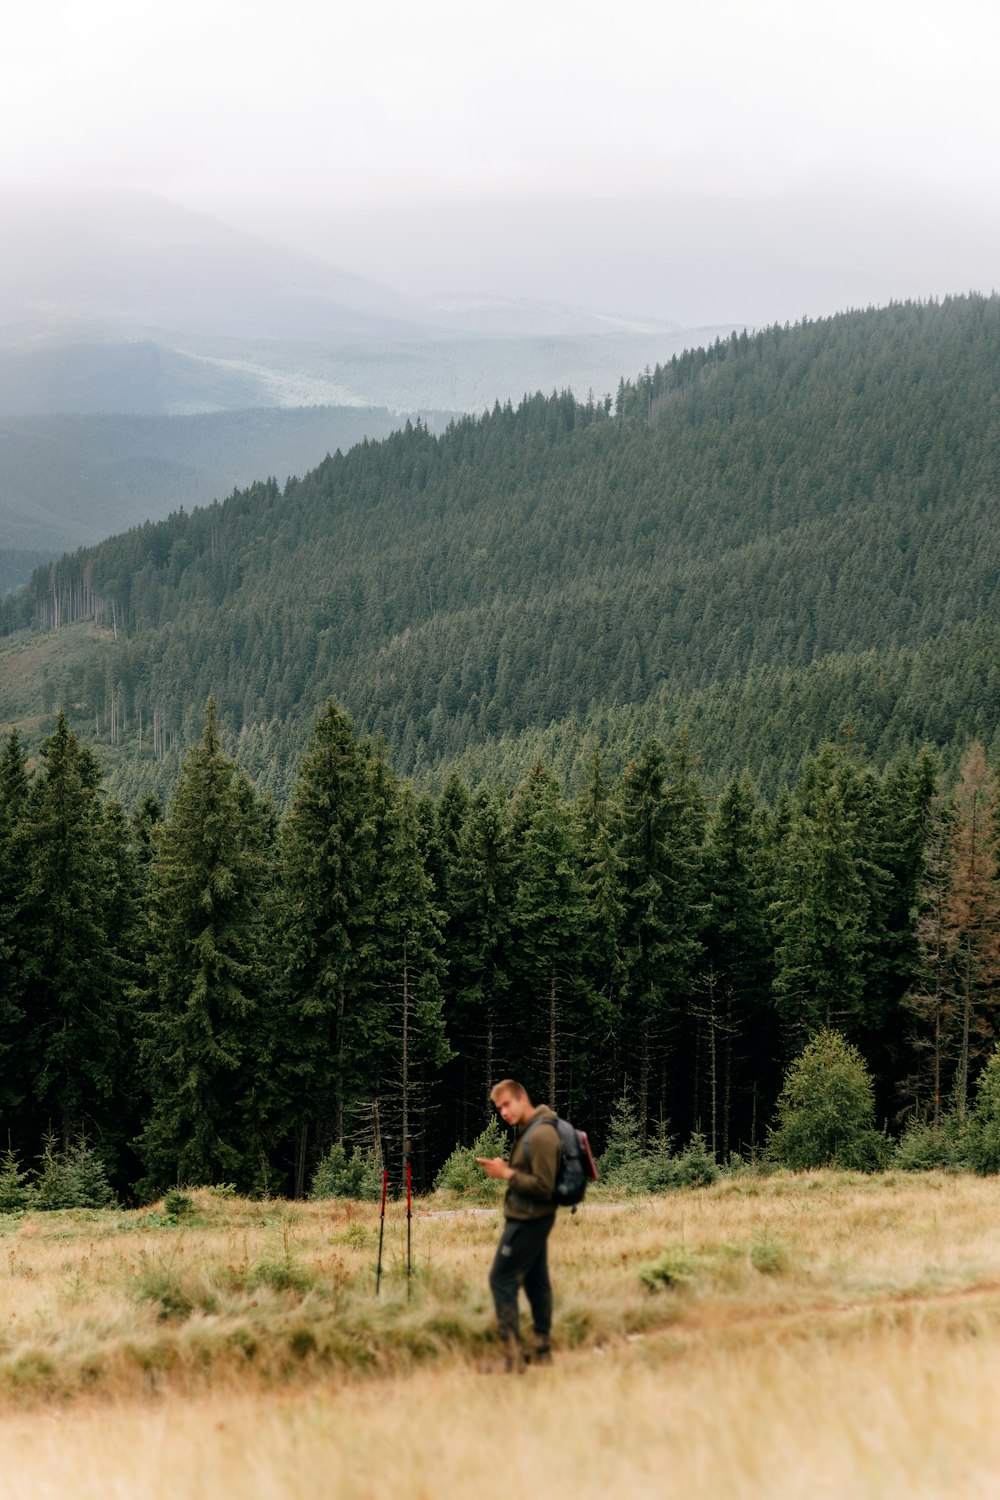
[277,698,379,1194]
[902,791,960,1125]
[0,730,30,1122]
[771,746,872,1047]
[698,772,777,1156]
[616,739,704,1137]
[137,701,277,1194]
[369,782,451,1187]
[575,743,626,1131]
[442,786,515,1139]
[869,750,940,1103]
[509,776,591,1112]
[945,742,1000,1117]
[17,714,121,1151]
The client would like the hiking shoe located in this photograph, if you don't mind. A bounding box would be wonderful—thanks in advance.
[503,1331,527,1374]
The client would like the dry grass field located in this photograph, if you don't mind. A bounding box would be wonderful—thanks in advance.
[5,1171,1000,1497]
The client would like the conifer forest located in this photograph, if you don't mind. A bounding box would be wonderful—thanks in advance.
[3,294,1000,1198]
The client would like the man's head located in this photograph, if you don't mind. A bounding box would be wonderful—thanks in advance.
[490,1078,534,1127]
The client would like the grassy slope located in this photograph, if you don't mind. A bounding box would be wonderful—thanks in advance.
[4,1173,1000,1497]
[0,620,112,732]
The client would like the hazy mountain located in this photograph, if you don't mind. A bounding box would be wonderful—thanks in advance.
[0,185,424,343]
[412,293,681,338]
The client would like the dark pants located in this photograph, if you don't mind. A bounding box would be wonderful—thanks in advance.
[489,1214,555,1342]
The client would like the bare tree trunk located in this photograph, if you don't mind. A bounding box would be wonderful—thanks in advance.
[548,964,557,1108]
[933,971,943,1128]
[486,1006,494,1095]
[722,984,733,1159]
[294,1123,308,1199]
[638,1018,650,1143]
[958,932,973,1119]
[336,986,345,1141]
[401,943,410,1180]
[707,972,718,1159]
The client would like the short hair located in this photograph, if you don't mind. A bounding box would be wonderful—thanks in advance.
[489,1078,526,1104]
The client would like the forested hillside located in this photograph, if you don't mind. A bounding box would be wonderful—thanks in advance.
[3,295,999,804]
[1,698,995,1199]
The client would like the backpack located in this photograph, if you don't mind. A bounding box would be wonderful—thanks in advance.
[522,1114,598,1209]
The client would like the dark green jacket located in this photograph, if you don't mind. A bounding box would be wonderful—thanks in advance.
[505,1105,561,1221]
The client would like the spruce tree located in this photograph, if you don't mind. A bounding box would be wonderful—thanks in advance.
[575,743,626,1131]
[945,742,1000,1116]
[509,775,591,1112]
[18,714,120,1151]
[369,781,451,1186]
[698,772,777,1156]
[277,698,378,1194]
[771,746,872,1047]
[442,786,515,1138]
[137,701,276,1195]
[902,790,960,1125]
[0,730,30,1123]
[616,739,704,1137]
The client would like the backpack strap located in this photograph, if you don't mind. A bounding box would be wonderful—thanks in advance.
[520,1114,559,1171]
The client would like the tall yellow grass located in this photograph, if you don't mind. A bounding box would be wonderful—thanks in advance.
[5,1171,1000,1496]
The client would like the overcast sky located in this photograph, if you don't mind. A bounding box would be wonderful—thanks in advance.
[3,0,999,325]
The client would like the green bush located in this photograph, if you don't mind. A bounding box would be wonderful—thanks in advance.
[963,1046,1000,1174]
[643,1144,681,1193]
[0,1147,33,1212]
[767,1029,889,1171]
[309,1143,382,1201]
[599,1087,650,1192]
[674,1132,720,1188]
[892,1115,965,1172]
[162,1189,196,1220]
[433,1118,507,1199]
[33,1134,117,1210]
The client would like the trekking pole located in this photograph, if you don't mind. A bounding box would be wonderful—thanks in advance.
[405,1137,413,1301]
[375,1161,389,1296]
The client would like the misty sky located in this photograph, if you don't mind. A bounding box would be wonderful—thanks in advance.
[4,0,999,326]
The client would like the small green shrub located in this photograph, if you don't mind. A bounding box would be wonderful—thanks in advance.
[288,1325,317,1359]
[893,1115,965,1172]
[674,1133,720,1188]
[641,1250,696,1291]
[310,1143,382,1201]
[598,1087,649,1191]
[963,1046,1000,1174]
[33,1134,117,1210]
[340,1221,372,1249]
[0,1147,33,1212]
[433,1118,506,1199]
[250,1259,315,1294]
[132,1264,195,1321]
[162,1189,196,1220]
[750,1233,790,1275]
[767,1029,889,1171]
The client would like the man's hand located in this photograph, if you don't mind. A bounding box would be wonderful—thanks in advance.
[476,1156,514,1181]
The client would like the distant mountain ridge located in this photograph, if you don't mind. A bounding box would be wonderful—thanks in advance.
[0,404,456,557]
[0,185,423,343]
[0,186,735,421]
[5,295,996,805]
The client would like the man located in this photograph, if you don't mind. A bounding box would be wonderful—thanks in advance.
[476,1077,562,1372]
